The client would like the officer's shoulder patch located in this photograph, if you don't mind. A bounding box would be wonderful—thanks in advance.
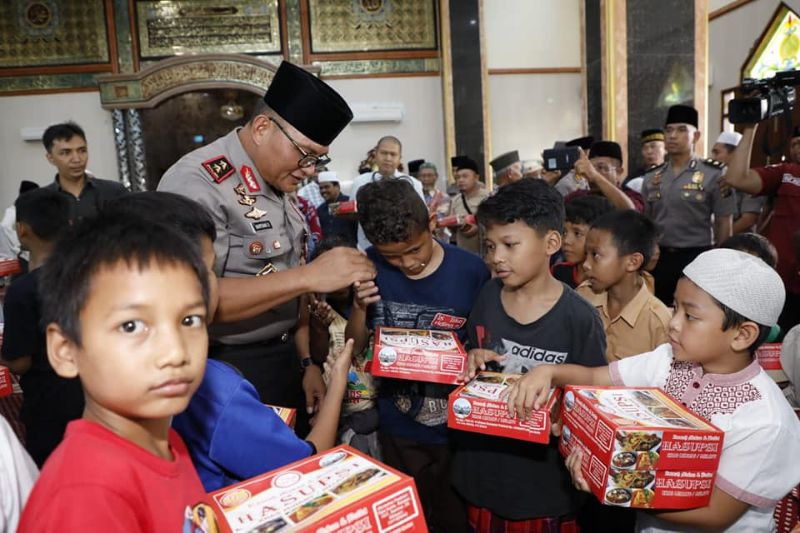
[703,158,724,169]
[202,155,235,183]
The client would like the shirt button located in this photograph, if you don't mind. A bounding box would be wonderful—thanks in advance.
[692,382,700,389]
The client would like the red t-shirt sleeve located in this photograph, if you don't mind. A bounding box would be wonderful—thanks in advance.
[19,486,141,532]
[753,163,789,195]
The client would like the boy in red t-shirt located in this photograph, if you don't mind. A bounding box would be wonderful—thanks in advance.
[19,213,214,532]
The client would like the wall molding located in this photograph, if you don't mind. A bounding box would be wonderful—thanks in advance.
[709,0,760,20]
[488,67,581,75]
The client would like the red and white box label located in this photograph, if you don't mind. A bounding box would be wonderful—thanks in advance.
[370,327,467,385]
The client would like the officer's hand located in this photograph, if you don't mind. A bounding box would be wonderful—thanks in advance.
[305,247,376,293]
[302,365,326,415]
[352,280,380,310]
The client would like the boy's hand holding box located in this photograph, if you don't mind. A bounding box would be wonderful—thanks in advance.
[559,385,724,510]
[208,445,427,533]
[447,371,560,444]
[370,326,467,385]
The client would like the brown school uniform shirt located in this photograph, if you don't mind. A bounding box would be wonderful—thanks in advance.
[577,279,671,362]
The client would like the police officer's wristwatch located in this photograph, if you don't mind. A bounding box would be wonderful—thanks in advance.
[300,357,314,371]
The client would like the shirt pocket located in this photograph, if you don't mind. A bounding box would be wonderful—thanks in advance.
[226,233,288,275]
[681,190,707,203]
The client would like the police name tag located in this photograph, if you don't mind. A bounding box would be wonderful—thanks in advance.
[251,221,273,232]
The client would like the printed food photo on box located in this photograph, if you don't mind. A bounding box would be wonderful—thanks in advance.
[370,326,467,385]
[447,371,560,444]
[208,445,427,533]
[559,386,724,509]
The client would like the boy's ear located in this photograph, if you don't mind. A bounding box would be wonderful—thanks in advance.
[626,252,644,273]
[46,323,80,379]
[545,229,563,256]
[14,222,28,241]
[730,321,760,353]
[428,213,438,233]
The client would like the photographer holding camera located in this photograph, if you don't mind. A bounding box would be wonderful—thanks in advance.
[641,104,735,305]
[722,123,800,334]
[564,141,644,212]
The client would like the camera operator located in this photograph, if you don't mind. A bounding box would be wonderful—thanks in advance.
[722,122,800,334]
[641,105,735,305]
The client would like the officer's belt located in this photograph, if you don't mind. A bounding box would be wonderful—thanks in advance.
[209,331,291,358]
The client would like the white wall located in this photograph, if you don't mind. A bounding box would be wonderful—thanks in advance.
[325,75,446,193]
[708,0,800,142]
[484,0,584,166]
[0,92,118,207]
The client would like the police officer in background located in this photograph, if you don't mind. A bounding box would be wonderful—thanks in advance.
[158,61,376,434]
[489,150,522,188]
[624,128,666,193]
[641,104,735,305]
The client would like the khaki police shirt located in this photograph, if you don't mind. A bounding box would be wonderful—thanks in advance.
[641,156,735,248]
[449,188,489,254]
[158,129,307,345]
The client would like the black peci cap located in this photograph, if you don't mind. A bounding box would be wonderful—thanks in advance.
[566,136,595,150]
[589,141,623,163]
[641,129,665,144]
[451,155,480,173]
[665,105,698,128]
[489,150,519,172]
[264,61,353,146]
[19,180,39,195]
[407,159,424,174]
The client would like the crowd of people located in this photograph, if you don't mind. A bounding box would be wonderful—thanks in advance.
[0,60,799,532]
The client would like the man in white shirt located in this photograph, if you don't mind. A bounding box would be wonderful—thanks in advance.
[350,136,424,249]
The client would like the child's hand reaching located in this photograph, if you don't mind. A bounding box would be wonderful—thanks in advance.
[353,280,380,310]
[460,348,505,382]
[505,365,554,420]
[310,297,337,327]
[325,339,355,384]
[565,450,591,492]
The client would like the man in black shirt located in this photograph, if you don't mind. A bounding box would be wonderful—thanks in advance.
[42,122,127,221]
[316,172,357,245]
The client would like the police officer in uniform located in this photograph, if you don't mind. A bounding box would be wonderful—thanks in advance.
[624,128,666,193]
[641,105,735,305]
[158,61,376,434]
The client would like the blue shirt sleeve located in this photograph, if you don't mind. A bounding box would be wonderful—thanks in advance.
[173,360,312,492]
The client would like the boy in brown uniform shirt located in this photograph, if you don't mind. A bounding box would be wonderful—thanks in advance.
[577,210,671,362]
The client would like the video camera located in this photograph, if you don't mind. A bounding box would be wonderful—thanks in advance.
[728,69,800,124]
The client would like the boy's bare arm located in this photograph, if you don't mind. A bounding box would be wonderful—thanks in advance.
[566,451,748,530]
[507,363,612,420]
[649,488,749,530]
[344,280,379,355]
[305,340,354,452]
[295,295,326,415]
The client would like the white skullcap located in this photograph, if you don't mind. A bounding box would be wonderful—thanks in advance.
[683,249,785,326]
[715,131,743,146]
[317,171,339,182]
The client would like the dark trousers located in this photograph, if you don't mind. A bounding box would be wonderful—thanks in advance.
[209,340,310,437]
[380,433,468,533]
[652,246,711,306]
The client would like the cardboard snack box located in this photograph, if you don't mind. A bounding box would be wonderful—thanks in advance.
[447,372,561,444]
[267,405,297,429]
[561,386,724,471]
[208,445,427,533]
[370,326,467,385]
[755,343,788,383]
[331,200,358,216]
[0,259,21,277]
[560,430,717,510]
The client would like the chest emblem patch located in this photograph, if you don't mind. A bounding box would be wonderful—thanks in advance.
[244,206,267,220]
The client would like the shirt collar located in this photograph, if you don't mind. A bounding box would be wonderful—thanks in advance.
[692,357,763,386]
[581,278,651,327]
[53,173,93,191]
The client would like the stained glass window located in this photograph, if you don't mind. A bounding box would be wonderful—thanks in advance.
[743,5,800,80]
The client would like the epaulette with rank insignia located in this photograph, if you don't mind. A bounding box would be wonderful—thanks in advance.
[648,162,668,171]
[703,158,724,169]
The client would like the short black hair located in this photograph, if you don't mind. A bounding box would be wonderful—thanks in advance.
[105,191,217,243]
[311,234,356,261]
[15,188,71,241]
[376,135,402,152]
[590,210,658,267]
[357,179,429,245]
[42,122,86,152]
[719,233,777,269]
[40,213,209,346]
[565,195,613,226]
[715,297,771,356]
[477,177,564,234]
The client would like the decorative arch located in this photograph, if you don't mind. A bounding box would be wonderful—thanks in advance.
[742,2,800,81]
[94,55,318,191]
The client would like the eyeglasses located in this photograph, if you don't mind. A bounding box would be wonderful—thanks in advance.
[270,118,331,170]
[593,163,618,173]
